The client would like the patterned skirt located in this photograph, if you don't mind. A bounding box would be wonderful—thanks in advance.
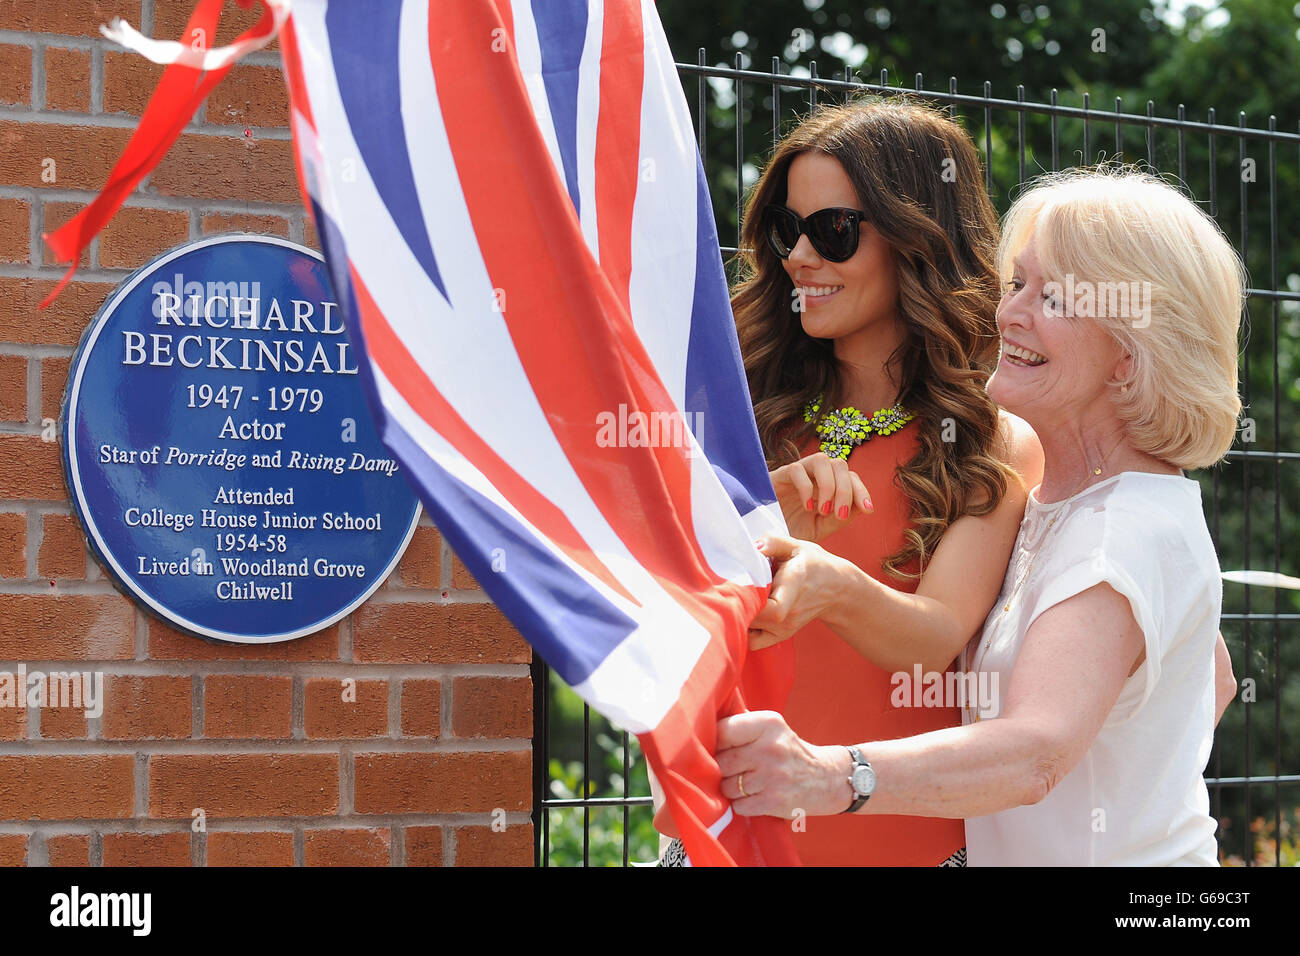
[657,837,967,867]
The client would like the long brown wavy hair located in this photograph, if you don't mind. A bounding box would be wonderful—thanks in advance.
[733,98,1017,579]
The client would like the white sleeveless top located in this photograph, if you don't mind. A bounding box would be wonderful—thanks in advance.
[960,472,1220,866]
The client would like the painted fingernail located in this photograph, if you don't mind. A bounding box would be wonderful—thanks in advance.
[820,501,832,515]
[805,498,814,511]
[837,505,849,520]
[755,539,765,551]
[862,496,874,513]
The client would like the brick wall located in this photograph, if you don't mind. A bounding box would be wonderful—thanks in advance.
[0,0,534,866]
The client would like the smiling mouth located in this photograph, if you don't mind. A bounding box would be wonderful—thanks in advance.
[1001,341,1047,367]
[798,285,844,305]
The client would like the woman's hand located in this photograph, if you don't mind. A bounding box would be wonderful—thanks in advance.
[771,452,873,542]
[716,711,852,818]
[750,534,847,650]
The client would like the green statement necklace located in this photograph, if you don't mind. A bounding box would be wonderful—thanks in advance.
[802,393,914,461]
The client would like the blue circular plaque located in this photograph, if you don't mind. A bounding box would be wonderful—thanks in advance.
[63,235,422,643]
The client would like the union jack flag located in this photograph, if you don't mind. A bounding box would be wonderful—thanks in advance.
[46,0,798,866]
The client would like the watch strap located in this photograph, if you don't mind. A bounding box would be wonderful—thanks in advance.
[843,746,872,814]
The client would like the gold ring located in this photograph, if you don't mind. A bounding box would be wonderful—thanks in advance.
[738,773,747,797]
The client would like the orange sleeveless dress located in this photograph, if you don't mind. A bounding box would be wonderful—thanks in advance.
[784,417,966,865]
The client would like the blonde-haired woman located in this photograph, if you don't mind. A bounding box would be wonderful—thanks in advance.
[716,167,1241,865]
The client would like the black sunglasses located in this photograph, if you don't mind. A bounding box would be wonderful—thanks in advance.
[763,204,866,263]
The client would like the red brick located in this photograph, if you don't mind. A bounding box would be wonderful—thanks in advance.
[303,215,319,251]
[205,63,289,127]
[41,201,88,267]
[149,754,338,818]
[0,434,63,499]
[0,696,24,740]
[450,547,480,589]
[0,594,134,660]
[354,751,530,814]
[400,679,440,737]
[0,512,25,578]
[0,198,29,262]
[399,525,439,588]
[6,1,142,38]
[102,51,164,116]
[153,1,279,52]
[0,120,133,190]
[0,754,133,818]
[99,204,191,269]
[0,834,25,865]
[149,132,297,203]
[0,354,24,421]
[452,676,531,738]
[39,697,87,739]
[404,825,444,866]
[303,678,387,739]
[102,675,192,740]
[40,356,70,422]
[102,831,190,866]
[0,45,32,107]
[201,211,288,237]
[454,824,533,867]
[203,674,291,739]
[37,512,84,578]
[46,833,90,866]
[353,602,529,664]
[148,617,339,661]
[0,278,114,347]
[304,827,390,866]
[44,47,90,112]
[206,830,293,866]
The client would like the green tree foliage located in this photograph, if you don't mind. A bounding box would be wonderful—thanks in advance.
[539,675,659,866]
[661,0,1178,240]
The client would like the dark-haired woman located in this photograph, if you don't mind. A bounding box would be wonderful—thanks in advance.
[657,99,1042,866]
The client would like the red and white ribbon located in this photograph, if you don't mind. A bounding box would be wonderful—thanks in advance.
[41,0,292,307]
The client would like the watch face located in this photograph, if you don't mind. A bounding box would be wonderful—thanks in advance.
[852,764,877,796]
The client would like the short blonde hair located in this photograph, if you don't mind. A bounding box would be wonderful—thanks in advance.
[997,166,1244,469]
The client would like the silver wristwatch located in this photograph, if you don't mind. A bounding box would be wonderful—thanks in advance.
[843,746,876,813]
